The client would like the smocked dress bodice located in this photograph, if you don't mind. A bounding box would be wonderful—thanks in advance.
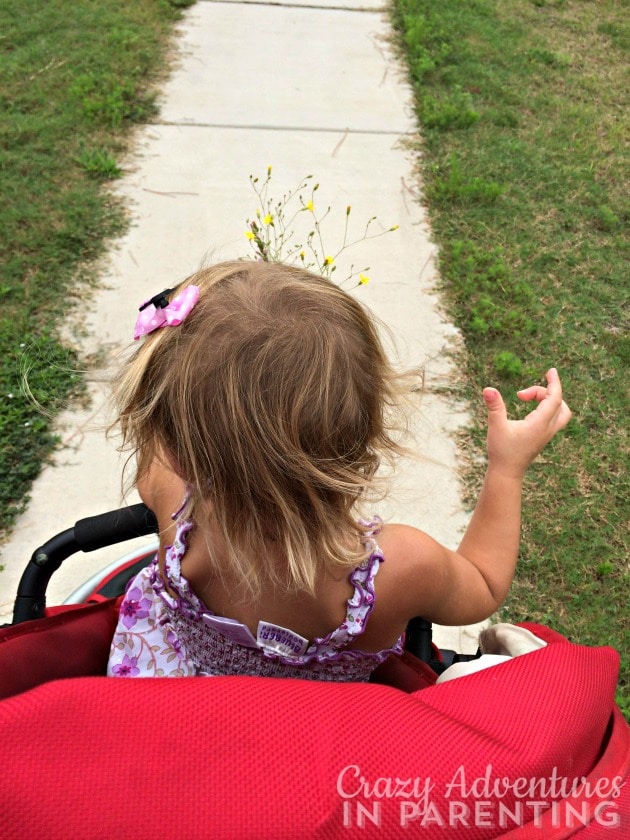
[107,518,403,681]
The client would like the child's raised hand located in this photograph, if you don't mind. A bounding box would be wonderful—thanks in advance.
[482,368,572,479]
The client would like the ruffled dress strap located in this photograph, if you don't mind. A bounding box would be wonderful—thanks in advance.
[307,516,387,654]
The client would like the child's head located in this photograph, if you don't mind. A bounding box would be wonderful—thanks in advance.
[115,261,406,596]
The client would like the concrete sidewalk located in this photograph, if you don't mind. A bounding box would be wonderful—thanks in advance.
[0,0,484,651]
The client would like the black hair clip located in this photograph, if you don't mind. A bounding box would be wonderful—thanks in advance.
[138,288,175,312]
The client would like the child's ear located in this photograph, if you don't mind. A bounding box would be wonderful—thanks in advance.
[137,453,187,516]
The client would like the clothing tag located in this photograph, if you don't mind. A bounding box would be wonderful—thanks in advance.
[201,614,259,648]
[257,621,309,657]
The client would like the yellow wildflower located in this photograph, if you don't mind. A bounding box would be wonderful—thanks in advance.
[323,256,334,266]
[359,274,369,285]
[305,200,314,212]
[245,231,255,240]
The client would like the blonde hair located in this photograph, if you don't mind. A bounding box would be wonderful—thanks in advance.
[114,261,408,597]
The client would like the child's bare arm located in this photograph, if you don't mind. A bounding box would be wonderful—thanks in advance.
[382,368,572,626]
[455,368,571,609]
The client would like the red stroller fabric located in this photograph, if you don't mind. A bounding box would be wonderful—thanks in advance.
[0,599,119,699]
[0,605,627,838]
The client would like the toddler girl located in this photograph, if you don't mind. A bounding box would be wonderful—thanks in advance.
[107,261,571,680]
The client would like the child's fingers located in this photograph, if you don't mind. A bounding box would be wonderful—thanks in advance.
[555,399,573,429]
[517,368,562,404]
[543,367,563,399]
[483,387,505,409]
[517,385,547,402]
[483,387,508,425]
[518,368,572,432]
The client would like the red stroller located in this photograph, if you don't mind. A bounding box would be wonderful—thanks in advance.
[1,505,628,839]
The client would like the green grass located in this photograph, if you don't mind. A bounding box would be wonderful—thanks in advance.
[0,0,191,532]
[391,0,629,714]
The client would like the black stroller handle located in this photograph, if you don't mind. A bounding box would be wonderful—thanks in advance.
[12,503,158,625]
[73,505,158,552]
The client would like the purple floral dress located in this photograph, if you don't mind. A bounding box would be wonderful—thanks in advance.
[107,518,403,681]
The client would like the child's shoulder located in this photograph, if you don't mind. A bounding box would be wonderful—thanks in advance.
[376,522,443,565]
[372,523,438,583]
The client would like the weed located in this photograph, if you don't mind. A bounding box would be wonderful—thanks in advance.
[244,168,398,287]
[429,155,503,205]
[420,91,480,131]
[493,351,524,379]
[593,205,623,234]
[400,11,453,80]
[442,239,536,342]
[70,74,157,128]
[597,21,630,51]
[526,47,570,68]
[77,148,122,180]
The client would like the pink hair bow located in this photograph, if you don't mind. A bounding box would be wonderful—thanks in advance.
[134,285,200,340]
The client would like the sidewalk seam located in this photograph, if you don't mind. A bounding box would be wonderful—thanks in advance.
[153,121,413,136]
[197,0,388,12]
